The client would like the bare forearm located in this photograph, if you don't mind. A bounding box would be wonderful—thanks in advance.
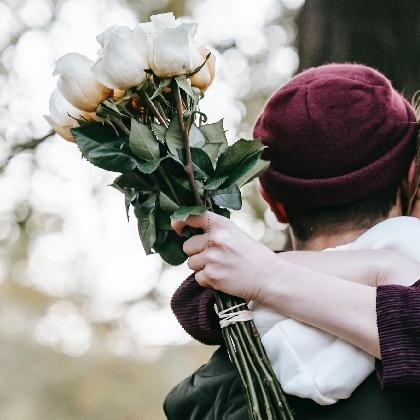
[279,251,378,286]
[258,258,380,358]
[280,250,420,287]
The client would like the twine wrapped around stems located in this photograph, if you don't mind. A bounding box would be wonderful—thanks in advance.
[214,292,294,420]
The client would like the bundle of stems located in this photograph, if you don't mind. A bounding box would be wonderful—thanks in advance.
[170,83,294,419]
[215,293,294,420]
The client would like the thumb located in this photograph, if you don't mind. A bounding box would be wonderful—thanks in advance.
[171,211,218,236]
[171,219,187,236]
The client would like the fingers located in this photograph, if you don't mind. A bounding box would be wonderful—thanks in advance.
[171,219,187,236]
[195,269,210,287]
[183,234,207,256]
[188,253,206,272]
[171,211,223,236]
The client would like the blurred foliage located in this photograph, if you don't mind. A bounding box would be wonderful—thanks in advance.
[0,335,213,420]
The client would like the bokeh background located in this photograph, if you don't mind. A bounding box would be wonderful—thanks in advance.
[0,0,419,419]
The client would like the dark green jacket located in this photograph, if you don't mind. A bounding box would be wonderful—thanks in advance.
[164,346,420,420]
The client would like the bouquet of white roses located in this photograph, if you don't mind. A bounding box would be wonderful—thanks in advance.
[45,13,294,420]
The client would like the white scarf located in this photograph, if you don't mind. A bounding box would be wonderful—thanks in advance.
[250,216,420,405]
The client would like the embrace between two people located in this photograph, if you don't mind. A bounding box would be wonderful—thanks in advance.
[169,63,420,410]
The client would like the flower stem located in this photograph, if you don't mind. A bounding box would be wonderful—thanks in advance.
[139,92,168,128]
[156,101,169,123]
[251,323,294,419]
[230,299,290,419]
[215,292,295,420]
[111,117,130,136]
[215,293,257,420]
[229,326,262,419]
[157,167,183,205]
[230,321,273,419]
[172,81,203,206]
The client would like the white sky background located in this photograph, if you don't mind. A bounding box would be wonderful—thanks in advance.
[0,0,302,358]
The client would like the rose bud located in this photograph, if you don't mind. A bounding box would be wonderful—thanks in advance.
[113,89,125,100]
[190,47,216,91]
[44,89,98,142]
[54,53,112,112]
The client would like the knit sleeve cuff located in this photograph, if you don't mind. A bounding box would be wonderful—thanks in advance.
[375,279,420,388]
[171,273,223,345]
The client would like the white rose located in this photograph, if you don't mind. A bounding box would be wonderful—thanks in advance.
[146,14,202,78]
[91,25,149,90]
[54,53,112,112]
[137,12,180,35]
[149,12,180,31]
[44,89,97,142]
[190,47,216,91]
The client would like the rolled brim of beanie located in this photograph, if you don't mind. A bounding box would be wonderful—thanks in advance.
[259,103,417,209]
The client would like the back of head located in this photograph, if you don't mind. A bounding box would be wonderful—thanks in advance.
[253,63,418,240]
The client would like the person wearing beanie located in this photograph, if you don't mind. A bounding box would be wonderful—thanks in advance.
[164,64,420,419]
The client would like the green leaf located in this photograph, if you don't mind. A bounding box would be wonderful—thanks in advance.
[156,210,171,231]
[112,171,155,190]
[213,204,231,219]
[151,123,167,143]
[191,147,214,180]
[200,119,228,145]
[236,158,270,188]
[211,183,242,210]
[215,138,263,176]
[159,192,179,213]
[166,118,184,158]
[154,230,187,266]
[199,119,228,163]
[175,75,194,97]
[203,176,229,190]
[110,180,126,195]
[189,124,206,148]
[166,118,205,157]
[180,226,203,239]
[171,205,207,221]
[124,189,137,222]
[110,179,137,221]
[129,119,160,161]
[136,156,168,174]
[168,175,194,204]
[202,143,222,164]
[72,123,137,173]
[150,78,171,100]
[223,151,264,187]
[133,194,158,254]
[96,99,133,119]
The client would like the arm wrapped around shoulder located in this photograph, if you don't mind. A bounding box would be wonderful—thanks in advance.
[171,273,223,345]
[376,279,420,388]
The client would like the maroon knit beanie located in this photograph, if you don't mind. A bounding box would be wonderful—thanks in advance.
[253,63,417,208]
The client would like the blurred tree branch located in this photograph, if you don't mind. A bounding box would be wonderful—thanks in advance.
[0,130,54,173]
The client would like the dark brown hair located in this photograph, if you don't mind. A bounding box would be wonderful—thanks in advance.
[285,181,402,242]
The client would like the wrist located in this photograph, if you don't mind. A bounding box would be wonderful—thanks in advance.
[253,254,289,306]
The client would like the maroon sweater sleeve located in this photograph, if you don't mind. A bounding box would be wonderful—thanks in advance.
[376,278,420,388]
[171,273,223,345]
